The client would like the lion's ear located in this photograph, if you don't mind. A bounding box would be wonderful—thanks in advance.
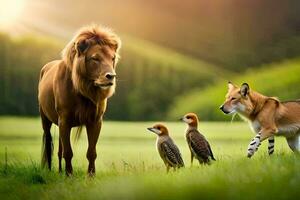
[76,39,89,55]
[111,37,121,53]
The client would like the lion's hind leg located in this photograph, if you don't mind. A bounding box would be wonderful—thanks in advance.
[40,108,53,170]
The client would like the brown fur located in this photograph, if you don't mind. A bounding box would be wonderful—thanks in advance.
[38,24,121,175]
[220,82,300,153]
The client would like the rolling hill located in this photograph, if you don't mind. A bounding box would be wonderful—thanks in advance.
[0,32,232,120]
[167,58,300,121]
[104,35,233,120]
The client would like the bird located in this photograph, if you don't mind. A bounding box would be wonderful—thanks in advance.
[180,113,216,165]
[147,123,184,172]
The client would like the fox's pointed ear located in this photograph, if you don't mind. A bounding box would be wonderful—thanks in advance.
[240,83,250,97]
[228,81,235,91]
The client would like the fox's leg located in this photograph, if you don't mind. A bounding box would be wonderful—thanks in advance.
[286,135,300,152]
[256,141,261,151]
[247,134,261,158]
[247,128,275,158]
[268,136,275,155]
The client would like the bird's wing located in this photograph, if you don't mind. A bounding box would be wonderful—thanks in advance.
[169,141,185,167]
[161,140,184,167]
[189,130,211,159]
[186,134,192,151]
[207,142,216,160]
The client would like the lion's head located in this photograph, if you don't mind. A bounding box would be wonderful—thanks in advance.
[62,24,121,103]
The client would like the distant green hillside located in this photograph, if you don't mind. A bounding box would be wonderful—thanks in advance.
[0,33,231,120]
[167,58,300,121]
[106,36,232,120]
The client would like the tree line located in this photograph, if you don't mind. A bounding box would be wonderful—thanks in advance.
[0,33,219,120]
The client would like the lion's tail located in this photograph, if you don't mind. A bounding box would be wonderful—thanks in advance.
[41,131,53,170]
[73,126,84,143]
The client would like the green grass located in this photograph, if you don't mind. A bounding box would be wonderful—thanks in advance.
[0,117,299,200]
[167,58,300,120]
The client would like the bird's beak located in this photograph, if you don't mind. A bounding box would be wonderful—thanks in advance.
[147,127,155,133]
[179,117,184,121]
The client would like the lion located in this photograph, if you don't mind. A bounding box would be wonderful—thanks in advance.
[38,24,121,176]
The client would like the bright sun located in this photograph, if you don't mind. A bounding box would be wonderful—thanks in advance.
[0,0,25,26]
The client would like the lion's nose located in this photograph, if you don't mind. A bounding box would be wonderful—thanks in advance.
[105,73,116,80]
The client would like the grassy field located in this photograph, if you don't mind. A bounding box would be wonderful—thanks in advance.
[0,117,299,200]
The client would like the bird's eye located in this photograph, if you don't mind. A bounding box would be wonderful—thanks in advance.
[157,127,160,130]
[186,117,190,119]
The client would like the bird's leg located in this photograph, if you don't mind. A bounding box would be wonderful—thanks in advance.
[190,153,194,166]
[166,165,170,173]
[206,159,211,165]
[198,159,204,165]
[268,136,275,155]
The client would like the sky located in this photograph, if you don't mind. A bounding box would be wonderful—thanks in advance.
[0,0,299,69]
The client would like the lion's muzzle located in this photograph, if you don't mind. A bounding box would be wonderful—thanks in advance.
[94,72,116,88]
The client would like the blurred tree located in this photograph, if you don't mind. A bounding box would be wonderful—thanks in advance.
[0,33,220,120]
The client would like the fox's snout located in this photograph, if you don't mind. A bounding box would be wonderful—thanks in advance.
[219,104,230,114]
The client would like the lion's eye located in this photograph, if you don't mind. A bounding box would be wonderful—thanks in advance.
[91,57,100,62]
[231,97,236,100]
[112,56,116,62]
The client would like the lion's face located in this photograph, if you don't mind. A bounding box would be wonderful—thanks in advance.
[85,45,116,89]
[75,40,117,90]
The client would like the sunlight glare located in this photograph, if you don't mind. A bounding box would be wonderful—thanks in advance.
[0,0,25,27]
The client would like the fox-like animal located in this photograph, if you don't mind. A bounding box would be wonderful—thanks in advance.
[220,82,300,158]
